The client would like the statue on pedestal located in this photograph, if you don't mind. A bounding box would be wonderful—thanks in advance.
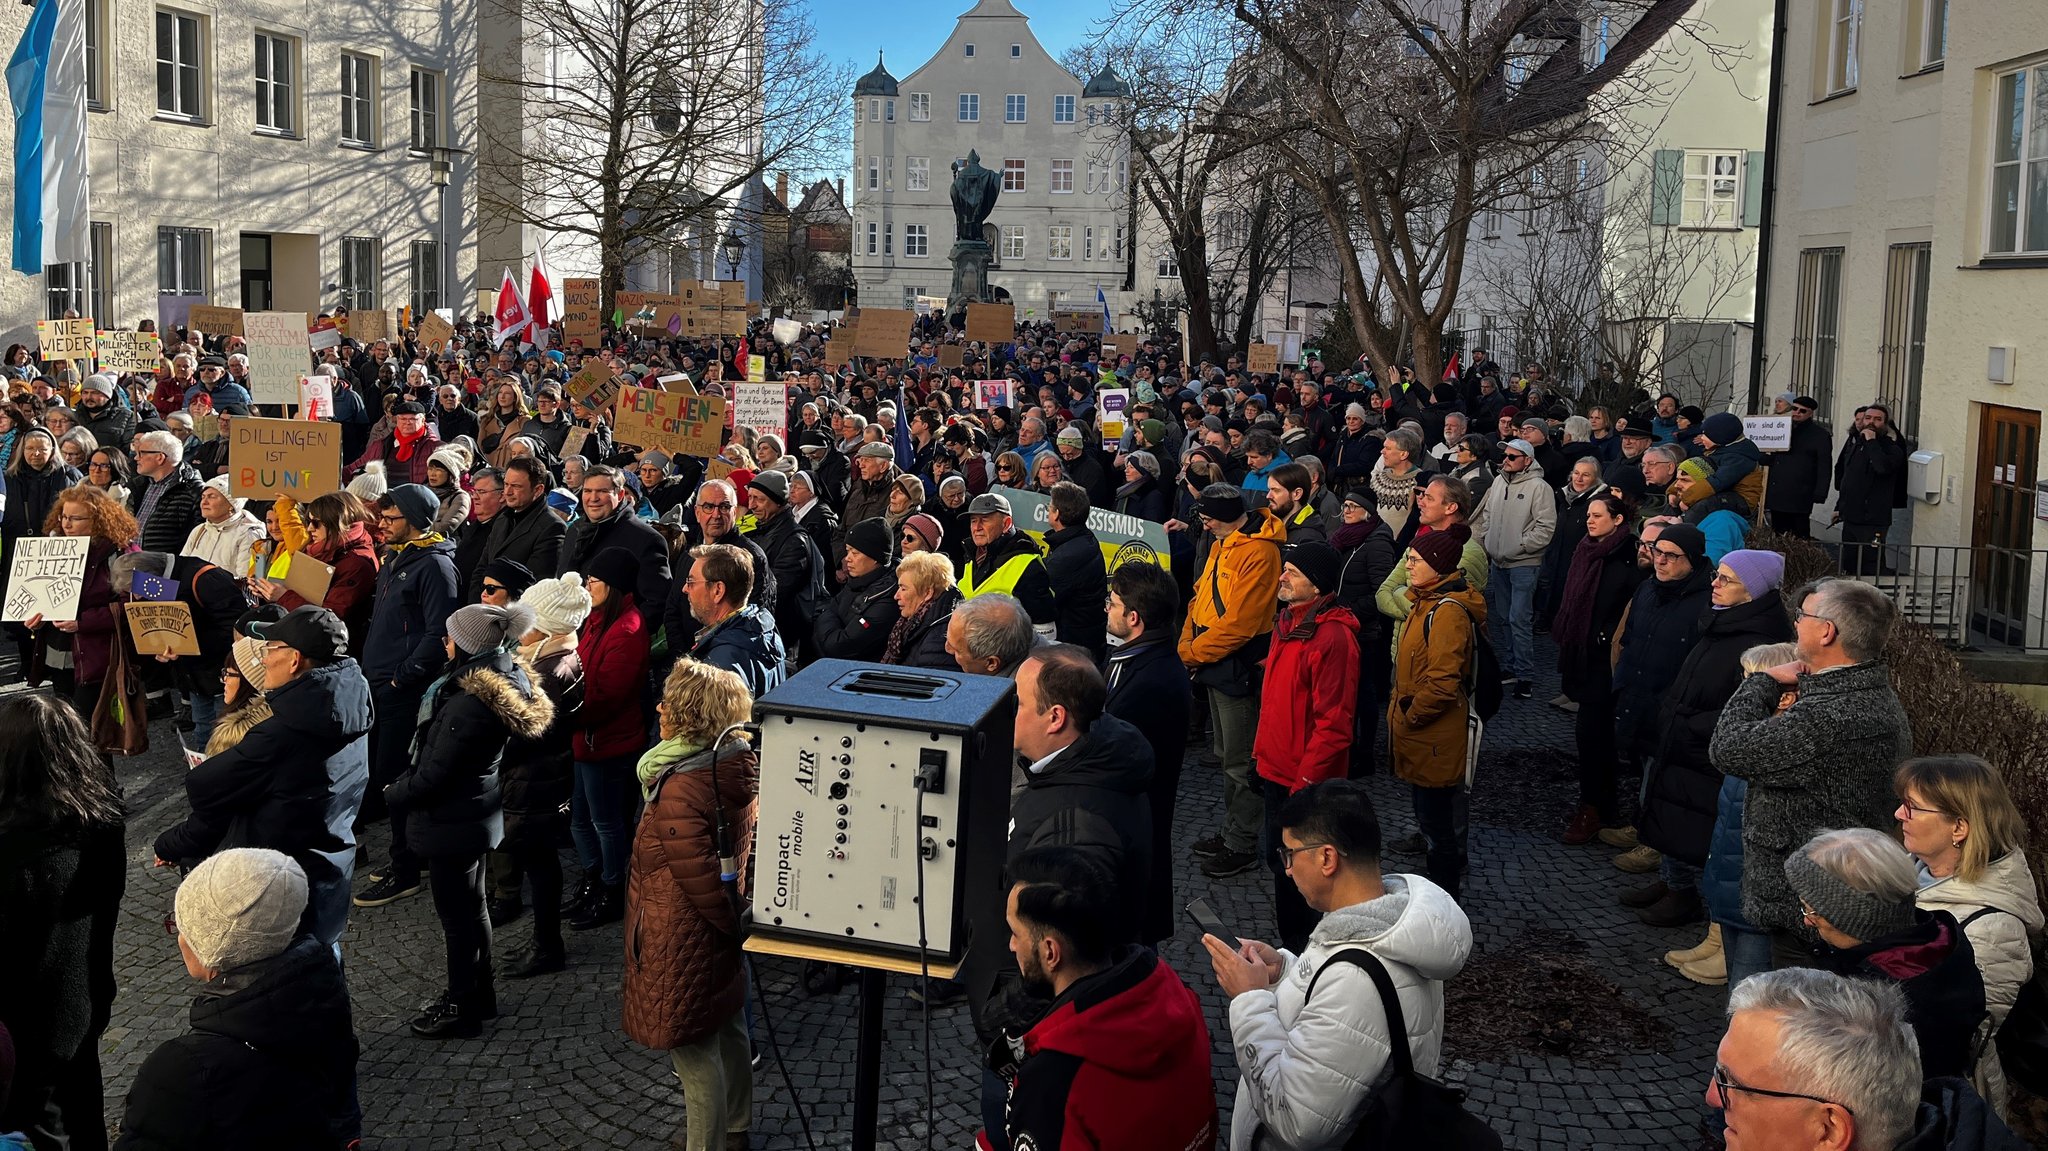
[946,152,1002,328]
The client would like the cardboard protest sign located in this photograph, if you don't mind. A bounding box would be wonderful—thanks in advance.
[279,553,334,605]
[614,385,725,458]
[567,358,621,410]
[976,379,1013,410]
[2,535,91,622]
[995,485,1169,572]
[1098,389,1130,440]
[417,311,455,351]
[1246,342,1279,375]
[732,382,787,442]
[95,330,162,374]
[187,304,246,337]
[561,427,591,460]
[1054,310,1099,335]
[1100,339,1121,362]
[241,312,314,406]
[654,372,698,395]
[562,279,600,343]
[1743,415,1792,451]
[937,344,965,368]
[349,309,390,343]
[851,308,916,360]
[228,417,341,499]
[124,601,202,657]
[36,318,94,361]
[306,316,342,351]
[298,375,334,419]
[617,292,683,333]
[746,355,766,382]
[965,302,1014,344]
[705,458,734,482]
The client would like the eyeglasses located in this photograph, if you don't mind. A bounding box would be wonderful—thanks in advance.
[1793,608,1837,627]
[1501,452,1527,461]
[1710,572,1740,585]
[698,502,734,513]
[1651,547,1688,561]
[377,512,407,524]
[1274,842,1335,871]
[1710,1063,1853,1116]
[1898,799,1950,819]
[135,449,164,458]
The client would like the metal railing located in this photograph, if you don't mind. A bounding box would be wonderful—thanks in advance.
[1829,542,2048,653]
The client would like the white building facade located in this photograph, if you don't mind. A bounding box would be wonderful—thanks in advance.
[848,0,1132,317]
[0,0,478,345]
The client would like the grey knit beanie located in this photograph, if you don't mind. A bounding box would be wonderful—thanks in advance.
[447,602,536,657]
[174,848,308,972]
[1784,846,1919,943]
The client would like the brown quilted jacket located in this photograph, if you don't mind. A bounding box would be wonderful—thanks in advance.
[621,742,759,1051]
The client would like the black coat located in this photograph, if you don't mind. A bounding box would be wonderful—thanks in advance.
[1764,419,1833,512]
[1555,537,1645,702]
[1102,638,1190,946]
[893,588,962,670]
[1896,1077,2034,1151]
[1815,910,1985,1081]
[1333,520,1397,654]
[751,508,815,646]
[1635,591,1792,865]
[558,510,672,629]
[1114,477,1170,525]
[432,402,479,444]
[127,464,206,555]
[500,641,581,849]
[793,501,840,574]
[165,555,255,691]
[112,936,357,1151]
[812,564,900,663]
[2,461,80,543]
[386,651,554,858]
[465,502,566,602]
[1833,431,1908,526]
[153,658,372,948]
[1043,524,1107,660]
[1612,566,1713,757]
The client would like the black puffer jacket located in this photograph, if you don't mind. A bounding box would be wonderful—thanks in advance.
[499,638,582,850]
[812,563,900,663]
[112,935,358,1151]
[1611,566,1712,756]
[892,588,962,670]
[1813,909,1985,1081]
[1833,431,1908,525]
[1332,519,1396,655]
[386,649,554,858]
[1042,524,1106,660]
[127,464,206,555]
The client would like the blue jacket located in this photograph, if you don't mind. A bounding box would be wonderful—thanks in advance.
[183,379,254,410]
[362,537,459,690]
[1702,437,1764,497]
[1241,449,1293,498]
[1699,508,1749,565]
[1702,776,1753,928]
[687,603,787,698]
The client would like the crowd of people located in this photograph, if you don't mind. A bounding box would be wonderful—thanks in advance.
[0,314,2031,1151]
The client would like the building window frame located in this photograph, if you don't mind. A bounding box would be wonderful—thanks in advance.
[341,52,376,147]
[1050,158,1074,194]
[1005,93,1026,123]
[408,239,441,314]
[905,223,928,258]
[408,66,442,152]
[1681,150,1743,229]
[1054,94,1075,123]
[866,156,880,191]
[1824,0,1860,97]
[958,92,979,122]
[154,8,206,122]
[84,0,107,110]
[906,156,929,192]
[1789,246,1845,418]
[1047,225,1073,261]
[1001,226,1025,261]
[1988,63,2048,257]
[909,92,930,121]
[339,235,379,310]
[253,31,297,136]
[158,225,210,297]
[1915,0,1946,69]
[1002,158,1025,193]
[866,222,879,256]
[44,224,111,320]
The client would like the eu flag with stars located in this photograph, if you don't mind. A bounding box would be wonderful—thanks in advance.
[130,571,178,601]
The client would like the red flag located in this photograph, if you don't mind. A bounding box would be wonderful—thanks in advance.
[493,268,531,343]
[526,248,555,341]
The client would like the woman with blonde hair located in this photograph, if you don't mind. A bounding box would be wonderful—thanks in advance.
[884,550,961,669]
[1896,753,2044,1114]
[623,659,758,1151]
[478,381,532,469]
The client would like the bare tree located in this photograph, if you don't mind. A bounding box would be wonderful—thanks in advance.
[478,0,848,312]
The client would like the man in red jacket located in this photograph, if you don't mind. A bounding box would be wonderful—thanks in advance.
[1254,541,1360,950]
[983,845,1216,1151]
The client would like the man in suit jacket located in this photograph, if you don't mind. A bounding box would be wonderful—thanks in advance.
[466,457,567,601]
[1101,561,1190,948]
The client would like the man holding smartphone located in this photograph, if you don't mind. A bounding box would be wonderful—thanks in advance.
[1203,780,1473,1151]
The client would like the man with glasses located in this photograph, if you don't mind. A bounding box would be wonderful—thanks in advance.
[556,464,670,626]
[126,429,206,554]
[1478,437,1554,700]
[1202,778,1473,1151]
[451,466,506,596]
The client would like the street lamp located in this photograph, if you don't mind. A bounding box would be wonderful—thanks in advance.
[721,230,745,282]
[430,146,454,314]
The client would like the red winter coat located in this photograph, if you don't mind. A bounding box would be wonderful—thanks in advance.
[1254,596,1361,791]
[278,522,380,656]
[573,599,649,761]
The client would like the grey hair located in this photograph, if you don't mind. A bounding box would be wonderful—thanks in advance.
[1443,411,1468,431]
[109,550,174,584]
[172,352,196,370]
[1563,415,1592,443]
[953,593,1036,675]
[1644,443,1687,466]
[1803,578,1897,663]
[1298,455,1325,481]
[843,414,868,434]
[1727,969,1920,1151]
[696,478,736,505]
[58,427,98,455]
[313,363,341,378]
[1798,828,1919,903]
[136,429,184,465]
[1385,428,1422,458]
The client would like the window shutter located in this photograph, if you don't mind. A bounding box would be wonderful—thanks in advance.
[1742,151,1766,227]
[1649,149,1683,226]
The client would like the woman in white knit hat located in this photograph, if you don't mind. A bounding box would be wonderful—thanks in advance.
[202,633,274,760]
[179,475,265,570]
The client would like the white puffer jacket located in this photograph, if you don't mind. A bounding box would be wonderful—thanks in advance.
[1918,849,2044,1116]
[1227,873,1473,1151]
[179,508,265,573]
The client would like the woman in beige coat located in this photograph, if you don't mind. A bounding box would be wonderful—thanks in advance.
[1389,529,1486,901]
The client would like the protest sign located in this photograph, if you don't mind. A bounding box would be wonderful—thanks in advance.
[306,316,342,351]
[124,601,202,656]
[567,358,621,410]
[937,344,965,368]
[298,375,334,419]
[975,380,1013,410]
[995,486,1168,572]
[912,294,946,316]
[1100,339,1121,362]
[2,535,91,622]
[653,372,697,395]
[705,458,734,482]
[562,279,600,343]
[279,553,335,605]
[187,304,245,337]
[851,308,916,359]
[95,330,162,374]
[36,318,94,361]
[614,385,725,458]
[349,309,390,343]
[1743,415,1792,451]
[1054,309,1099,335]
[746,355,766,382]
[965,302,1014,344]
[733,382,787,442]
[228,417,341,499]
[1246,342,1279,375]
[561,427,590,460]
[617,292,683,333]
[417,311,455,350]
[771,317,802,346]
[1098,389,1130,440]
[241,312,313,406]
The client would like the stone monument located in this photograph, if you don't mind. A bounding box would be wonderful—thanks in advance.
[946,151,1002,329]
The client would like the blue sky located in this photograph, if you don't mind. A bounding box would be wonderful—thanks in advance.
[809,0,1098,86]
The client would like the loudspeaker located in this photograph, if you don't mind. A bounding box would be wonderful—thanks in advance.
[752,659,1015,961]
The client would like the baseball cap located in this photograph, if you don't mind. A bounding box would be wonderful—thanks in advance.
[966,492,1012,517]
[243,605,350,663]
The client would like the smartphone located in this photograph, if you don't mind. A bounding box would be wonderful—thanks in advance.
[1185,897,1241,951]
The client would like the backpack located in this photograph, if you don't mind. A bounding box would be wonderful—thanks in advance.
[1421,597,1501,719]
[1959,906,2048,1096]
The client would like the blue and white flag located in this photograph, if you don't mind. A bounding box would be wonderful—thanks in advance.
[7,0,90,274]
[1096,285,1112,336]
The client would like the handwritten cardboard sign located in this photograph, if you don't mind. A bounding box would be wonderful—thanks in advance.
[2,535,91,622]
[95,330,162,374]
[349,308,390,343]
[279,553,334,605]
[561,426,591,460]
[124,600,201,656]
[187,304,246,337]
[228,416,341,499]
[567,358,621,411]
[851,308,916,360]
[37,318,95,361]
[615,384,725,458]
[417,311,455,351]
[1246,342,1279,374]
[732,382,787,443]
[937,344,965,368]
[561,279,600,343]
[617,292,683,333]
[965,302,1014,344]
[1054,309,1099,335]
[241,312,313,406]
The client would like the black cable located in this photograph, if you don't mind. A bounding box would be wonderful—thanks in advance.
[915,784,933,1151]
[747,952,821,1151]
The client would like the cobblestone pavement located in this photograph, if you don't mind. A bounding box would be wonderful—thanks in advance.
[80,644,1726,1150]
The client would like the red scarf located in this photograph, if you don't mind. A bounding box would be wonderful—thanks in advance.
[392,424,427,463]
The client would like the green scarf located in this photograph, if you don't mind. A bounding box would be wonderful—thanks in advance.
[636,733,707,800]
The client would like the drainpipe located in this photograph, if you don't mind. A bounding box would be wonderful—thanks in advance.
[1746,0,1790,414]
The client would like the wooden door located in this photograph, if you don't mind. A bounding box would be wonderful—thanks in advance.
[1971,404,2040,642]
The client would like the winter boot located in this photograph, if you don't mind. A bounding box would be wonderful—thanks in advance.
[569,881,623,930]
[1561,804,1602,846]
[1664,924,1722,968]
[1678,947,1729,985]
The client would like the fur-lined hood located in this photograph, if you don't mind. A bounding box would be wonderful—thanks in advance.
[452,653,555,741]
[202,697,274,758]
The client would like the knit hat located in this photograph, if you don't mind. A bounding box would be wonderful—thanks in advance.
[1194,483,1245,522]
[384,483,440,531]
[173,848,309,973]
[1341,487,1372,510]
[1138,418,1167,445]
[903,512,943,552]
[1784,842,1919,943]
[80,373,117,398]
[1056,426,1085,446]
[481,558,538,597]
[1719,549,1786,597]
[1498,405,1519,423]
[1410,529,1464,577]
[1345,403,1368,421]
[447,601,536,656]
[846,517,895,564]
[427,445,470,481]
[1676,456,1714,504]
[201,472,248,512]
[1125,450,1160,479]
[1702,412,1744,446]
[584,547,638,596]
[1283,542,1343,596]
[1657,523,1709,569]
[520,573,593,636]
[230,635,267,691]
[347,460,389,503]
[639,449,672,471]
[726,467,755,493]
[748,469,790,504]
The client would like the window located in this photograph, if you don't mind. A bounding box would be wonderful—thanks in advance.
[909,93,930,120]
[409,239,441,313]
[1083,227,1094,261]
[84,0,105,108]
[867,98,879,122]
[157,226,210,296]
[964,43,975,57]
[1054,94,1075,123]
[45,224,110,320]
[339,236,378,310]
[905,223,928,258]
[1010,43,1021,58]
[1113,224,1126,261]
[1682,151,1742,227]
[855,100,863,123]
[886,98,896,122]
[1001,226,1025,260]
[883,223,892,257]
[1918,0,1946,68]
[409,67,441,150]
[907,157,929,192]
[155,10,204,120]
[1003,158,1025,192]
[958,93,978,122]
[1587,12,1612,67]
[885,155,893,191]
[1878,243,1930,440]
[1006,94,1026,122]
[1824,0,1860,96]
[865,222,879,256]
[1521,166,1546,233]
[1503,39,1531,96]
[1404,24,1439,60]
[649,79,681,134]
[1789,247,1844,417]
[341,53,375,146]
[1157,251,1178,279]
[1048,226,1073,260]
[254,33,295,135]
[1050,159,1074,193]
[1989,65,2048,255]
[866,156,880,191]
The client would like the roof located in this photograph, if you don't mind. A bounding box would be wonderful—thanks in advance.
[853,52,898,97]
[957,0,1027,17]
[1082,63,1130,98]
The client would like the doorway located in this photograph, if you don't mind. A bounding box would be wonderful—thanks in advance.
[241,233,273,311]
[1971,404,2040,644]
